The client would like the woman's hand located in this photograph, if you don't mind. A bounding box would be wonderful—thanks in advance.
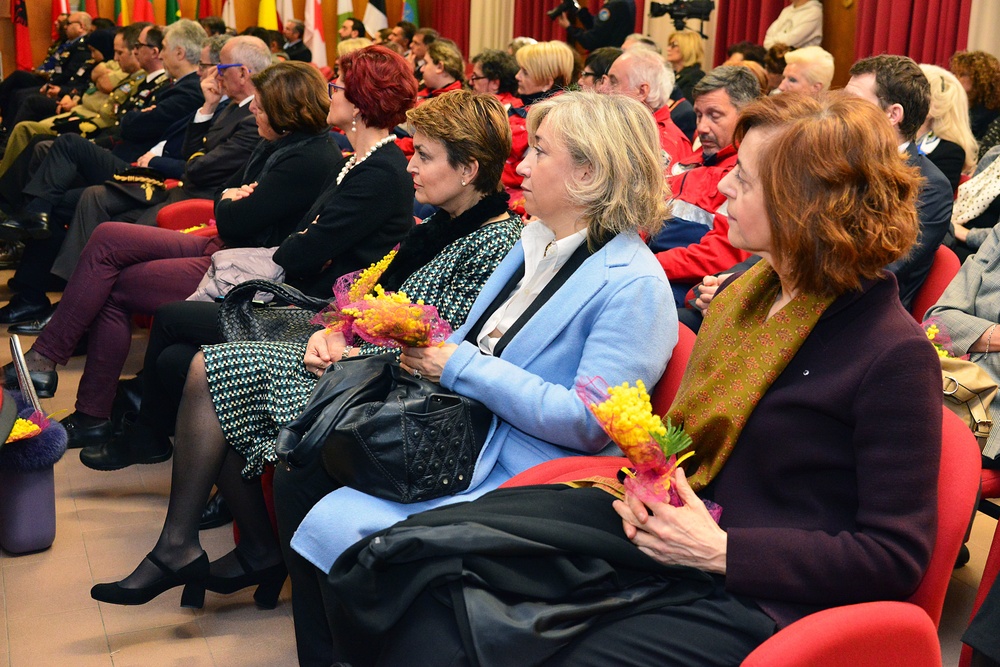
[613,468,728,574]
[303,328,347,376]
[221,182,258,201]
[399,343,458,383]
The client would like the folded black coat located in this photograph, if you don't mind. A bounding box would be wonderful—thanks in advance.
[326,485,715,667]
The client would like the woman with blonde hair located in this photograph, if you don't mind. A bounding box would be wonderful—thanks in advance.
[336,36,372,58]
[666,30,705,101]
[281,90,678,665]
[325,92,941,667]
[918,63,978,189]
[515,40,575,106]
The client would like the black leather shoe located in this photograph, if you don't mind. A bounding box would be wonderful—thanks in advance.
[0,212,50,241]
[60,412,112,449]
[8,308,55,336]
[2,361,57,398]
[200,491,233,530]
[91,551,208,608]
[79,419,172,470]
[0,299,53,325]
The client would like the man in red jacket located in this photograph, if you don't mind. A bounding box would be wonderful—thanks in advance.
[600,47,691,168]
[649,65,761,305]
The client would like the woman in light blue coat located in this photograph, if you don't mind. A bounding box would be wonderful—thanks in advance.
[285,91,679,665]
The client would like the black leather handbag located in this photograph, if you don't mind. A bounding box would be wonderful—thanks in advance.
[274,353,493,504]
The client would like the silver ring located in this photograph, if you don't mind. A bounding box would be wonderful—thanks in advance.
[412,370,423,380]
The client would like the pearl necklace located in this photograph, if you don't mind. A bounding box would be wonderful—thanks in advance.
[336,135,395,186]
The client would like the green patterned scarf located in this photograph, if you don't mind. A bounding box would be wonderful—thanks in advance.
[672,261,835,490]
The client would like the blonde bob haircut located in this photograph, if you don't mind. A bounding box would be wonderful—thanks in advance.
[735,92,921,297]
[668,31,703,68]
[920,63,978,173]
[527,91,670,248]
[406,89,511,195]
[516,41,575,89]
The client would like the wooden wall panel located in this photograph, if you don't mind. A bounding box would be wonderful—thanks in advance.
[822,0,857,89]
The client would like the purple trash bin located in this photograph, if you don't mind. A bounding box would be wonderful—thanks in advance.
[0,466,56,553]
[0,395,67,555]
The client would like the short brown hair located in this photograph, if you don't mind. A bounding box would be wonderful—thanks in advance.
[849,55,930,141]
[735,92,921,297]
[251,61,330,135]
[406,90,512,195]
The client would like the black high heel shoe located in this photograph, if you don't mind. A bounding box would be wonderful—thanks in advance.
[206,550,287,609]
[91,551,209,608]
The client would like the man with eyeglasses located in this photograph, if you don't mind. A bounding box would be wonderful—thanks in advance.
[0,20,209,328]
[0,12,95,137]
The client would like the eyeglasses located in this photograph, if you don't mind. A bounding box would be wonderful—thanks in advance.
[216,63,244,74]
[198,62,215,70]
[328,81,346,98]
[468,74,488,83]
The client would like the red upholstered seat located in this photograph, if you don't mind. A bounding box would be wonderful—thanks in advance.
[155,198,216,234]
[911,244,961,322]
[959,468,1000,667]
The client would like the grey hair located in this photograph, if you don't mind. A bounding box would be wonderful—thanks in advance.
[617,48,674,110]
[227,35,272,74]
[206,34,231,64]
[692,64,761,109]
[163,18,208,65]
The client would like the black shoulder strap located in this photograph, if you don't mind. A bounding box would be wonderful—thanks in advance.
[464,243,592,356]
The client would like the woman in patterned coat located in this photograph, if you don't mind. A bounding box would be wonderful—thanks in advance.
[89,88,523,609]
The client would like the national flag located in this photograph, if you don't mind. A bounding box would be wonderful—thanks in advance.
[52,0,70,41]
[336,0,353,41]
[166,0,182,23]
[401,0,418,25]
[82,0,97,16]
[221,0,236,29]
[305,0,327,67]
[196,0,215,19]
[13,0,32,71]
[258,0,278,30]
[277,0,295,30]
[132,0,154,23]
[363,0,387,34]
[114,0,130,26]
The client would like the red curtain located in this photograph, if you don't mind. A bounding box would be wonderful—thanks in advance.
[855,0,971,67]
[711,0,786,67]
[512,1,646,45]
[430,0,470,57]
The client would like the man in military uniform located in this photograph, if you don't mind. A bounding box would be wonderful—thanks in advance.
[0,12,95,133]
[556,0,636,51]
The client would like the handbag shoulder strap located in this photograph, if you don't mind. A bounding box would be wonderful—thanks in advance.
[463,244,591,357]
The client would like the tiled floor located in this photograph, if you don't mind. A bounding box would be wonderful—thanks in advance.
[0,278,993,665]
[0,280,296,666]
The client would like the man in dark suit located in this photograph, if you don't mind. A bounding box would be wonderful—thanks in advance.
[282,19,312,63]
[52,35,272,282]
[845,55,953,311]
[0,19,208,325]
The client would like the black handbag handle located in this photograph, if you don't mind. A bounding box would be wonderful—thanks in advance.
[275,353,395,469]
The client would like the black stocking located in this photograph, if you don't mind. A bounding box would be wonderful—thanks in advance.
[115,351,225,588]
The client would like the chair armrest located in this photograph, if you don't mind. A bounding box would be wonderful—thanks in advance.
[741,601,941,667]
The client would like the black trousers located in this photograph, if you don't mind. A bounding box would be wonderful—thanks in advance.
[375,577,776,667]
[23,132,128,208]
[139,300,224,435]
[273,460,344,667]
[965,573,1000,661]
